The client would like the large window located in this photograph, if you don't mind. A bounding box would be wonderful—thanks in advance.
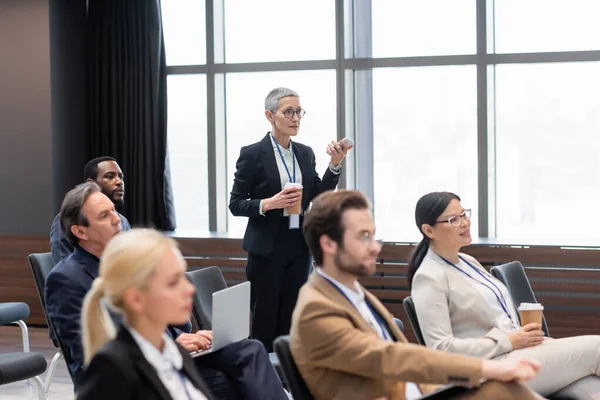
[161,0,206,65]
[223,0,336,63]
[373,66,478,240]
[371,0,475,57]
[225,70,337,236]
[494,62,600,240]
[162,1,600,243]
[167,75,209,231]
[494,0,600,53]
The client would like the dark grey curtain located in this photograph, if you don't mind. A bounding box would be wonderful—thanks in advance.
[87,0,175,230]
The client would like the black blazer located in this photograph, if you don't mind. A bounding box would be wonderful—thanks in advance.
[76,327,213,400]
[45,247,193,389]
[229,133,340,257]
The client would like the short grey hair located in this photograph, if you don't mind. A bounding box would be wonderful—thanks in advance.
[60,182,102,246]
[265,87,299,112]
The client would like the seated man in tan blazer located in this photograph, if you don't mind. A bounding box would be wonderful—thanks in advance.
[290,189,544,400]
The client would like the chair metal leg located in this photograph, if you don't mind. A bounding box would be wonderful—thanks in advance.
[14,320,30,352]
[29,376,46,400]
[44,350,63,394]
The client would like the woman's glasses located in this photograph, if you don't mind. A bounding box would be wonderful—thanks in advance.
[435,209,471,228]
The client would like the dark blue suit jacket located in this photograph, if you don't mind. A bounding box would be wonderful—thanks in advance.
[229,133,340,258]
[50,212,131,265]
[45,247,191,389]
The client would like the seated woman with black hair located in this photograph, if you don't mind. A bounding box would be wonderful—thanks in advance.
[409,192,600,400]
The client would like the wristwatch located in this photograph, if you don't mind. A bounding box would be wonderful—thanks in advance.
[329,162,342,172]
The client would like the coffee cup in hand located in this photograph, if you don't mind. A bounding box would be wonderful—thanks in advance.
[284,182,303,215]
[518,303,544,328]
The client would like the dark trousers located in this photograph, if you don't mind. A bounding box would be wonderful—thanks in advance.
[195,338,287,400]
[247,219,312,352]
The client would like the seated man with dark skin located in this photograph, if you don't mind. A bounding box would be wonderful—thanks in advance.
[50,156,131,264]
[46,182,287,399]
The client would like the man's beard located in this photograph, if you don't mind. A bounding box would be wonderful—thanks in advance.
[334,250,374,278]
[104,190,124,206]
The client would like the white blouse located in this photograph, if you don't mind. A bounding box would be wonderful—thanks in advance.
[127,326,209,400]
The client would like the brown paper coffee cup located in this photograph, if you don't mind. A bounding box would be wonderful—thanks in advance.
[284,183,303,215]
[518,303,544,327]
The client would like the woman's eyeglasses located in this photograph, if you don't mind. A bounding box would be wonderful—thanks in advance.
[435,209,471,228]
[281,108,306,119]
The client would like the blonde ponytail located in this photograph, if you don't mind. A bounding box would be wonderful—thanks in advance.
[82,277,116,365]
[81,229,178,365]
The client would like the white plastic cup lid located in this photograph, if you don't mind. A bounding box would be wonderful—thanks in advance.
[284,182,303,190]
[518,302,544,311]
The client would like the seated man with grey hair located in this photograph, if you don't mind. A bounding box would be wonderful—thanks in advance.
[46,182,288,399]
[229,87,354,351]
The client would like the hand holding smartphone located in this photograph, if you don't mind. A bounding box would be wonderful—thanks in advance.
[340,137,354,149]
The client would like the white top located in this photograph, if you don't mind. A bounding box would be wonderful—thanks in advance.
[126,326,209,400]
[259,133,341,216]
[316,268,391,340]
[453,258,519,332]
[316,268,422,400]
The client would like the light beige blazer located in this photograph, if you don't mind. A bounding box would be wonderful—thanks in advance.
[289,272,485,400]
[411,249,517,359]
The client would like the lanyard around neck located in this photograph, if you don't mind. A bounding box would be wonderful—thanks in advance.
[438,255,517,329]
[320,274,392,341]
[271,134,295,183]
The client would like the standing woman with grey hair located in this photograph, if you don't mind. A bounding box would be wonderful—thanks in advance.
[76,229,213,400]
[229,87,352,351]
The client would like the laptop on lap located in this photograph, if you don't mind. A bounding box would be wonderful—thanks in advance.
[190,281,251,357]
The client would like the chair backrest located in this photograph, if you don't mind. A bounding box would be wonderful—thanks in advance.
[28,253,57,337]
[402,296,426,345]
[28,252,76,382]
[186,266,228,330]
[273,336,314,400]
[490,261,550,336]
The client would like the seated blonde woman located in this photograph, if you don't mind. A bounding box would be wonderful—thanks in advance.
[409,192,600,400]
[76,229,213,400]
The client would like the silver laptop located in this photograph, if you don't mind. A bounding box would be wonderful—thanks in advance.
[190,281,251,357]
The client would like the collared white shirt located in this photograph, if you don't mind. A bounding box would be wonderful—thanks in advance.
[454,258,519,332]
[316,268,391,340]
[316,268,422,400]
[259,133,341,216]
[126,326,208,400]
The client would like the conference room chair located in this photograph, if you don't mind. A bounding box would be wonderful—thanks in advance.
[402,296,426,345]
[186,267,285,384]
[273,335,314,400]
[490,261,550,337]
[0,302,30,352]
[0,351,47,400]
[186,266,227,330]
[28,252,75,390]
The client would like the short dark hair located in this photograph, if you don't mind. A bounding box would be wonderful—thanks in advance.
[84,156,116,181]
[60,182,102,246]
[302,190,371,266]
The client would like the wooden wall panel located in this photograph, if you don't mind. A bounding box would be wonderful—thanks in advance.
[176,237,600,342]
[3,234,600,340]
[0,236,50,325]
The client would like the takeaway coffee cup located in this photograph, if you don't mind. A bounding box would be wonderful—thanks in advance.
[284,182,303,215]
[518,302,544,327]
